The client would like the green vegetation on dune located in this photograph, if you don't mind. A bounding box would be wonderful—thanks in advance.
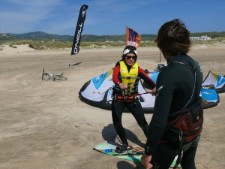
[0,31,225,50]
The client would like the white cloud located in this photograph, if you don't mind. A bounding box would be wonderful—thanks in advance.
[0,0,63,33]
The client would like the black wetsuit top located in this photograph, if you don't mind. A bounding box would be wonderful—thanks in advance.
[146,54,203,154]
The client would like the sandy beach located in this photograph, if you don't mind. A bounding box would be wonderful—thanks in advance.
[0,44,225,169]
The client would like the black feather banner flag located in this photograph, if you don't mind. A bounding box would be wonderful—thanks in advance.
[71,4,88,55]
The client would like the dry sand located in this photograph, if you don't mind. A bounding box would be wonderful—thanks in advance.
[0,44,225,169]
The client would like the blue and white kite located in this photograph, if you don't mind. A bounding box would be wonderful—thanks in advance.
[79,67,224,112]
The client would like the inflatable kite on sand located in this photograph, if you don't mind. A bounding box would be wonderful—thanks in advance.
[79,69,158,113]
[202,71,225,93]
[79,65,225,112]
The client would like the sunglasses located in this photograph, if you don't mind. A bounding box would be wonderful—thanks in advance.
[126,56,136,60]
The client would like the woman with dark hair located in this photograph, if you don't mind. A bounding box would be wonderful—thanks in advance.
[141,19,203,169]
[112,45,156,153]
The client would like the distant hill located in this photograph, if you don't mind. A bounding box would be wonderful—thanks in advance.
[0,32,73,41]
[1,31,224,42]
[1,31,225,50]
[0,31,157,42]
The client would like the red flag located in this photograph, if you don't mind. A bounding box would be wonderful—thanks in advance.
[126,26,141,48]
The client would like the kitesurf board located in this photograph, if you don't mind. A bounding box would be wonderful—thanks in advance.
[93,141,179,168]
[93,141,144,162]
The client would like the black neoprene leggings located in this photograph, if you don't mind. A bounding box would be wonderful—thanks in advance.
[112,99,148,145]
[151,136,200,169]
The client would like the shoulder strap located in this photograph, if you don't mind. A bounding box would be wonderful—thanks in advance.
[172,61,197,109]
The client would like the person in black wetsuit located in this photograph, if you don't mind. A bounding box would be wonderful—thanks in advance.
[112,45,156,153]
[141,19,203,169]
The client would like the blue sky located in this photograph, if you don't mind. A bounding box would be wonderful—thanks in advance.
[0,0,225,35]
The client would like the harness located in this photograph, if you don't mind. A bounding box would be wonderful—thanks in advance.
[114,94,138,102]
